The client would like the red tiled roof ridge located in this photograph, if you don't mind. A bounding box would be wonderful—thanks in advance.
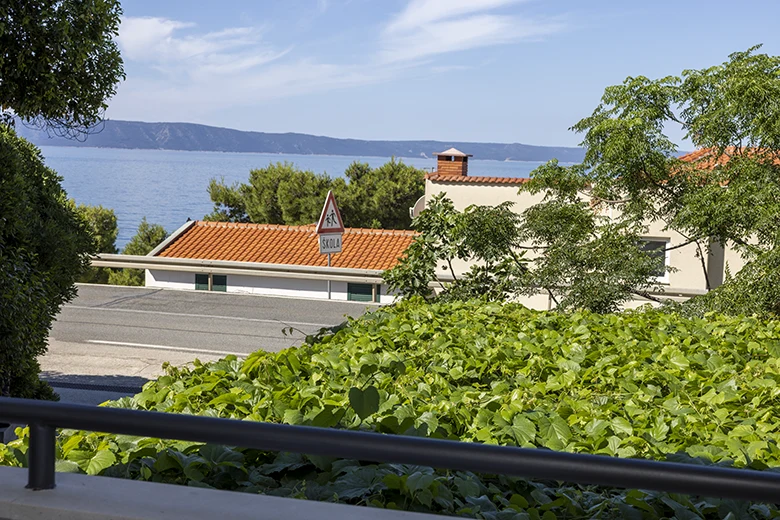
[425,173,530,184]
[679,146,780,166]
[195,220,416,236]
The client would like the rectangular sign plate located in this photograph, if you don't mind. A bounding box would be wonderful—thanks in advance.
[319,233,343,254]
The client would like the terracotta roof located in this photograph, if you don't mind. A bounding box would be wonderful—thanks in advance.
[155,221,416,271]
[426,173,530,184]
[679,147,780,169]
[434,148,472,157]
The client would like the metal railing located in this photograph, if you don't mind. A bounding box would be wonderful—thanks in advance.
[1,396,780,503]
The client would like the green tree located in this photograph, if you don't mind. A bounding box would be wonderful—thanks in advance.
[277,170,332,225]
[384,194,529,302]
[0,0,124,398]
[518,164,668,313]
[108,219,168,286]
[244,162,291,224]
[72,202,118,283]
[340,159,424,228]
[386,191,664,312]
[0,0,125,136]
[203,179,248,223]
[395,47,780,314]
[205,159,425,229]
[530,45,780,316]
[0,126,93,398]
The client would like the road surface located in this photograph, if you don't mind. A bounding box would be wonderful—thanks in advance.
[42,284,376,404]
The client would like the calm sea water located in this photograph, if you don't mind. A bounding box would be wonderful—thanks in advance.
[38,146,546,248]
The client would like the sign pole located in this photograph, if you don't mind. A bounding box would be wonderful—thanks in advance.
[316,191,344,302]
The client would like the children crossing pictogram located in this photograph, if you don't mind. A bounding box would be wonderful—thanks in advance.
[316,191,345,234]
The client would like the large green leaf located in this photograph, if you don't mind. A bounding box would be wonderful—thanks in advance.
[348,386,380,421]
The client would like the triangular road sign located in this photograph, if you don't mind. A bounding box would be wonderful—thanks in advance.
[316,190,345,234]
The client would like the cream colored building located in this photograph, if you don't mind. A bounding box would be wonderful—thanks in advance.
[416,148,734,309]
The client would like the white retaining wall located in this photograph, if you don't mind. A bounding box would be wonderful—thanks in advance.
[145,269,397,304]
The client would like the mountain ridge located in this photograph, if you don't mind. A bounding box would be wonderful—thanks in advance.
[17,119,586,162]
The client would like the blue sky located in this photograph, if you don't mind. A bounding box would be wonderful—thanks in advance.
[110,0,780,147]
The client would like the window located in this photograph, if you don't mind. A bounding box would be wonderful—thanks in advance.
[195,274,228,291]
[348,283,378,302]
[213,275,227,292]
[195,274,209,290]
[640,240,669,281]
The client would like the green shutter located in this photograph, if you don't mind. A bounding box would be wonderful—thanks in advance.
[348,283,373,302]
[195,274,209,290]
[213,275,227,292]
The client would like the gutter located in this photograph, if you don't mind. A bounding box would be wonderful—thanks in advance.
[91,254,390,285]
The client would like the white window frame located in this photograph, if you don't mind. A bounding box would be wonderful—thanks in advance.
[640,238,670,284]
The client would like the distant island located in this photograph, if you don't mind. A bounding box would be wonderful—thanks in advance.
[17,119,586,163]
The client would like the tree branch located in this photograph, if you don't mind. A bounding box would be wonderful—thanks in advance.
[664,236,705,252]
[446,258,458,282]
[630,289,664,303]
[695,240,711,291]
[507,249,560,307]
[582,191,632,205]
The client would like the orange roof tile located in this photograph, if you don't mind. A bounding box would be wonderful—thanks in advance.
[425,173,530,184]
[679,147,780,169]
[155,221,416,271]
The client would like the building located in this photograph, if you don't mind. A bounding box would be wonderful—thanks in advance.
[416,147,733,308]
[143,221,415,303]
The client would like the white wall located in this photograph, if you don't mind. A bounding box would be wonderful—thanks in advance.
[227,273,328,300]
[145,269,396,304]
[145,269,193,290]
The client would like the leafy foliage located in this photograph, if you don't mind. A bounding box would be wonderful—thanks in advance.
[4,300,780,517]
[71,201,118,284]
[531,45,780,316]
[0,126,93,398]
[0,0,125,137]
[107,218,168,286]
[206,159,424,229]
[520,171,666,313]
[386,193,661,312]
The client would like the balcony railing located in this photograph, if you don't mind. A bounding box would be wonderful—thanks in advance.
[1,396,779,503]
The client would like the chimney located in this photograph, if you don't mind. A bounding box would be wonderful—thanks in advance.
[434,148,472,176]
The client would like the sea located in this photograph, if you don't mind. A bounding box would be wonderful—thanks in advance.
[38,146,547,248]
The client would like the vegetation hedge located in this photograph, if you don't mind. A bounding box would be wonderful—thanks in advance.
[3,299,780,518]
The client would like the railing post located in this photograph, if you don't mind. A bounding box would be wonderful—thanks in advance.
[26,423,56,490]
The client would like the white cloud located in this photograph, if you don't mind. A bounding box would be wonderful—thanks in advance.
[108,57,405,124]
[380,0,563,63]
[112,15,414,123]
[385,0,525,34]
[108,5,566,124]
[117,17,287,78]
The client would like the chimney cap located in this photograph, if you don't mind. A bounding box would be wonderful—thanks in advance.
[434,147,472,157]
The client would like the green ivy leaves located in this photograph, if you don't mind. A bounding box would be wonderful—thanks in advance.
[349,386,380,421]
[3,300,780,518]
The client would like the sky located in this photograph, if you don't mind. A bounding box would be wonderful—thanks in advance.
[109,0,780,147]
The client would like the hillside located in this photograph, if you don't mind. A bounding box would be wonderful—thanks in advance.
[17,119,585,162]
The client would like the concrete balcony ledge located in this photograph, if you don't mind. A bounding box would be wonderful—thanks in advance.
[0,466,452,520]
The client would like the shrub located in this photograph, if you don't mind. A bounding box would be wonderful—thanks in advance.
[0,127,93,398]
[3,300,780,517]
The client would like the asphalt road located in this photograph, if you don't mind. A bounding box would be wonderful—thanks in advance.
[52,284,374,354]
[42,284,376,404]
